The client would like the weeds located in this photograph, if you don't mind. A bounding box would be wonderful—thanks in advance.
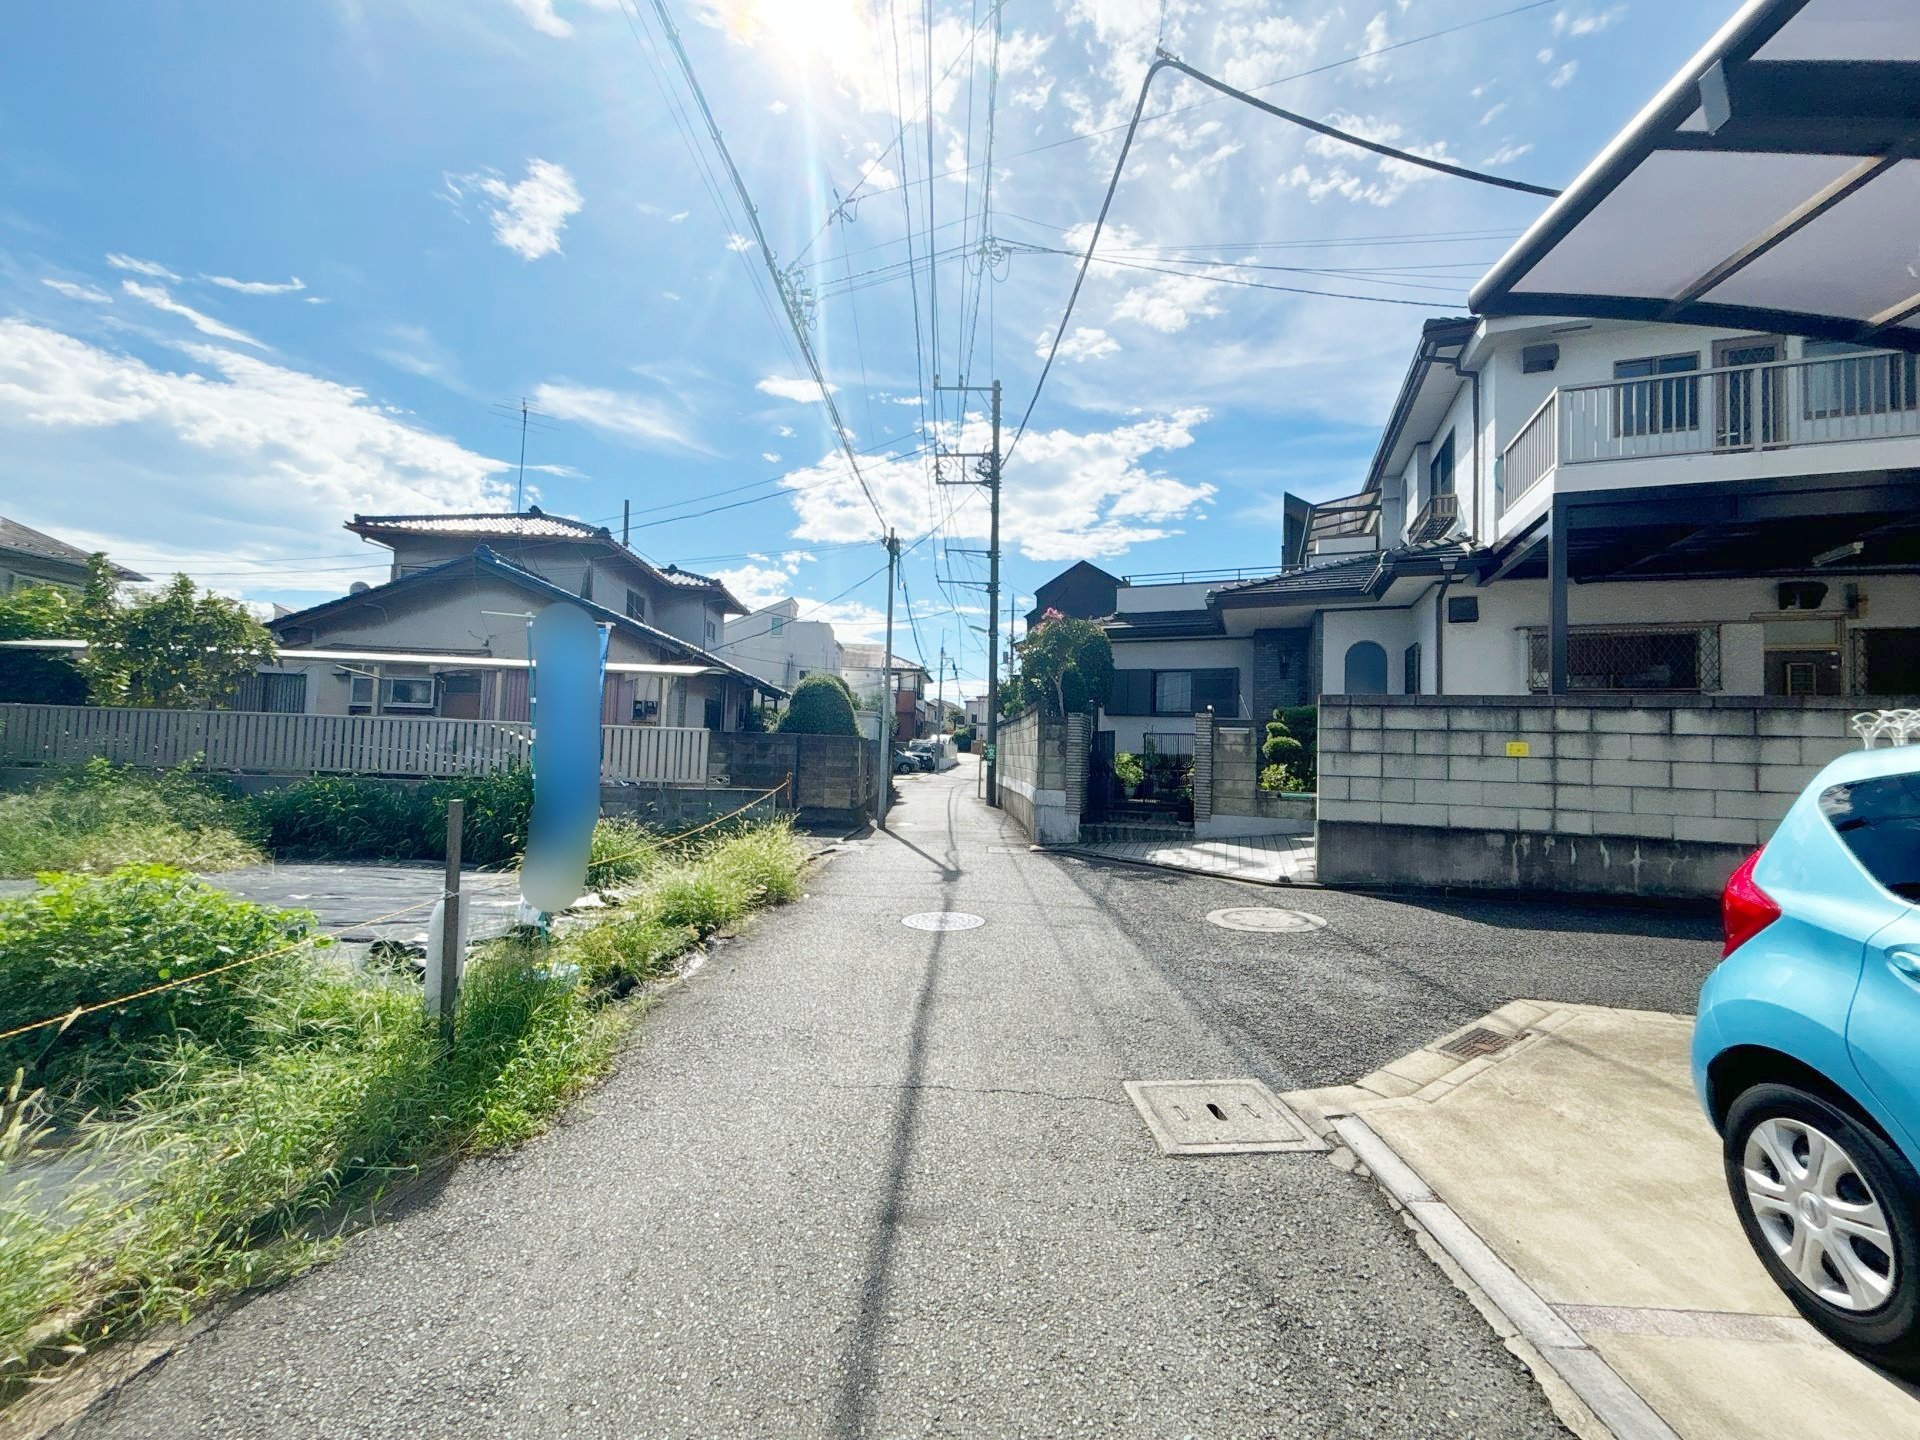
[0,818,808,1397]
[0,761,263,878]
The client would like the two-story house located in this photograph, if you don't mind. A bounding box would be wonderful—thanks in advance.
[838,643,931,741]
[722,598,843,695]
[0,515,146,592]
[258,510,777,729]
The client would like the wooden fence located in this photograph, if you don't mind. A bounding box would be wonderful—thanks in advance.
[0,705,710,784]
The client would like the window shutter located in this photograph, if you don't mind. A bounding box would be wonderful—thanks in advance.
[1109,669,1152,715]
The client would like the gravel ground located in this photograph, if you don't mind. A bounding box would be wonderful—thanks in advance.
[72,759,1719,1439]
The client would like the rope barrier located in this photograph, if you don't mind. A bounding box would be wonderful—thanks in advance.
[0,777,795,1051]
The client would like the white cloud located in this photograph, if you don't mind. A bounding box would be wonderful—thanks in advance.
[105,253,179,281]
[779,409,1215,560]
[531,380,709,454]
[661,290,682,301]
[756,375,834,403]
[445,159,582,261]
[1482,141,1535,166]
[776,424,795,437]
[1537,47,1555,64]
[1554,6,1626,38]
[1354,12,1392,77]
[768,99,789,115]
[206,274,307,296]
[509,0,572,37]
[1041,326,1121,362]
[724,233,755,253]
[121,281,264,348]
[761,451,781,462]
[1277,111,1458,208]
[42,279,113,304]
[0,319,510,591]
[1548,60,1579,88]
[669,210,690,223]
[1479,102,1507,126]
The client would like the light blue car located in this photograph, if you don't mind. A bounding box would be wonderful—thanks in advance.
[1694,744,1920,1375]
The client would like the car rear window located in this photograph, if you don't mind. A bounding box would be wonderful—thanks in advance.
[1820,773,1920,901]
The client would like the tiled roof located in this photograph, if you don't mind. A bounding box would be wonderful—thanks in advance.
[1211,540,1474,604]
[0,516,146,581]
[270,547,783,696]
[1099,609,1224,638]
[348,509,607,541]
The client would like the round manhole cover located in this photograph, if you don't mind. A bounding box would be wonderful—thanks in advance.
[1205,907,1327,934]
[901,911,986,932]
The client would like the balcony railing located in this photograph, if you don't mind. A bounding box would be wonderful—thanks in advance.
[1500,350,1920,518]
[1406,491,1459,543]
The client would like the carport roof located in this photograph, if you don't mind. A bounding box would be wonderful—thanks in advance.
[1470,0,1920,352]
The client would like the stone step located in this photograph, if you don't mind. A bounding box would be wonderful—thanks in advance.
[1078,822,1195,845]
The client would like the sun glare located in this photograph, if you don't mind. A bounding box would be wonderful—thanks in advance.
[709,0,870,68]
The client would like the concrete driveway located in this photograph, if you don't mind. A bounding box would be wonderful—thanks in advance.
[1290,1004,1920,1439]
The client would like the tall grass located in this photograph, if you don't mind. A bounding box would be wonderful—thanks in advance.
[0,818,808,1396]
[0,762,263,878]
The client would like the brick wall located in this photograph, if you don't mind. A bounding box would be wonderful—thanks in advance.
[1317,695,1886,897]
[1250,629,1311,720]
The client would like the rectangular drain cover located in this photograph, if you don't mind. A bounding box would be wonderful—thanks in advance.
[1439,1025,1518,1060]
[1123,1079,1327,1156]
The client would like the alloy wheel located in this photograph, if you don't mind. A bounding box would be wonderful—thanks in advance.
[1743,1116,1897,1313]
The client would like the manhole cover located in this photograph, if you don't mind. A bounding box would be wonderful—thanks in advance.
[1124,1079,1326,1156]
[901,911,985,931]
[1440,1025,1519,1059]
[1205,907,1327,933]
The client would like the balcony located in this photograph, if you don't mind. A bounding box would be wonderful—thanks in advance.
[1499,350,1920,523]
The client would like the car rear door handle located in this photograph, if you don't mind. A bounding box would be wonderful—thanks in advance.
[1889,950,1920,983]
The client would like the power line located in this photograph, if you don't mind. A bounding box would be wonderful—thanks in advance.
[1009,49,1561,464]
[642,0,892,537]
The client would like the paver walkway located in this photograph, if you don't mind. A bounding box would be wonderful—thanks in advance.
[75,758,1560,1440]
[1068,831,1316,884]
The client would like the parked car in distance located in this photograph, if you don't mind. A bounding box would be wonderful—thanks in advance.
[1693,745,1920,1377]
[907,738,948,772]
[891,748,922,775]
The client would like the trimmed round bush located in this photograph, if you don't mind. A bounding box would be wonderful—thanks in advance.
[778,673,859,735]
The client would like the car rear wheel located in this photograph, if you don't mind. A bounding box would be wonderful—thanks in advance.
[1724,1082,1920,1376]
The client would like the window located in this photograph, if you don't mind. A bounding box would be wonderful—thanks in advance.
[1854,628,1920,696]
[1820,773,1920,901]
[1802,340,1919,420]
[1526,627,1719,693]
[1403,643,1423,695]
[1152,671,1190,714]
[625,589,646,622]
[706,619,718,645]
[1613,353,1699,436]
[1343,641,1388,695]
[1428,431,1455,497]
[381,676,436,710]
[347,674,375,713]
[770,615,785,635]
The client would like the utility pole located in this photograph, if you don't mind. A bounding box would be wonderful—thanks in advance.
[935,640,946,733]
[878,529,900,830]
[623,498,631,548]
[933,379,1003,806]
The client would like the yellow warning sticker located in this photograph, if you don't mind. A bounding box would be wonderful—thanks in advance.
[1505,740,1531,758]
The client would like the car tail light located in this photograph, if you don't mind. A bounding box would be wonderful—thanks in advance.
[1722,848,1780,957]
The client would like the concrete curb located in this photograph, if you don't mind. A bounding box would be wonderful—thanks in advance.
[1049,845,1317,889]
[1331,1113,1681,1440]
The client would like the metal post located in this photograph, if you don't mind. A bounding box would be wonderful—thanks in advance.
[985,380,1003,808]
[1548,496,1570,695]
[438,798,464,1044]
[878,530,899,829]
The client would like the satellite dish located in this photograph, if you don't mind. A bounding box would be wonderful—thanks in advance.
[349,581,371,594]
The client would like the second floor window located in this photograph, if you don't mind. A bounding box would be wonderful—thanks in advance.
[625,589,645,621]
[1428,431,1455,497]
[1614,353,1699,436]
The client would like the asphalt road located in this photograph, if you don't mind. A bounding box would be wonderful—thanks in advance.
[75,758,1721,1440]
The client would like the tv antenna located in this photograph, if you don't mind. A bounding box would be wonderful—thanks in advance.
[490,398,557,511]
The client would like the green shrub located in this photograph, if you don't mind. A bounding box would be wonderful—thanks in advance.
[1262,705,1318,789]
[1112,751,1144,792]
[258,768,532,866]
[778,673,859,735]
[0,866,314,1104]
[1259,763,1309,793]
[0,761,263,877]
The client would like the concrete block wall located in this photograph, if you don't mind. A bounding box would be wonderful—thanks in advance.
[709,732,876,823]
[996,711,1080,845]
[1317,695,1886,898]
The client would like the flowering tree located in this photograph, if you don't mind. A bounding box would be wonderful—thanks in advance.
[1014,610,1114,719]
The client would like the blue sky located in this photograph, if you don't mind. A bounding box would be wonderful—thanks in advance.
[0,0,1733,695]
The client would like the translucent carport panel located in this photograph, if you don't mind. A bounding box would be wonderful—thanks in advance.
[1507,150,1866,302]
[1753,0,1920,63]
[1701,161,1920,323]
